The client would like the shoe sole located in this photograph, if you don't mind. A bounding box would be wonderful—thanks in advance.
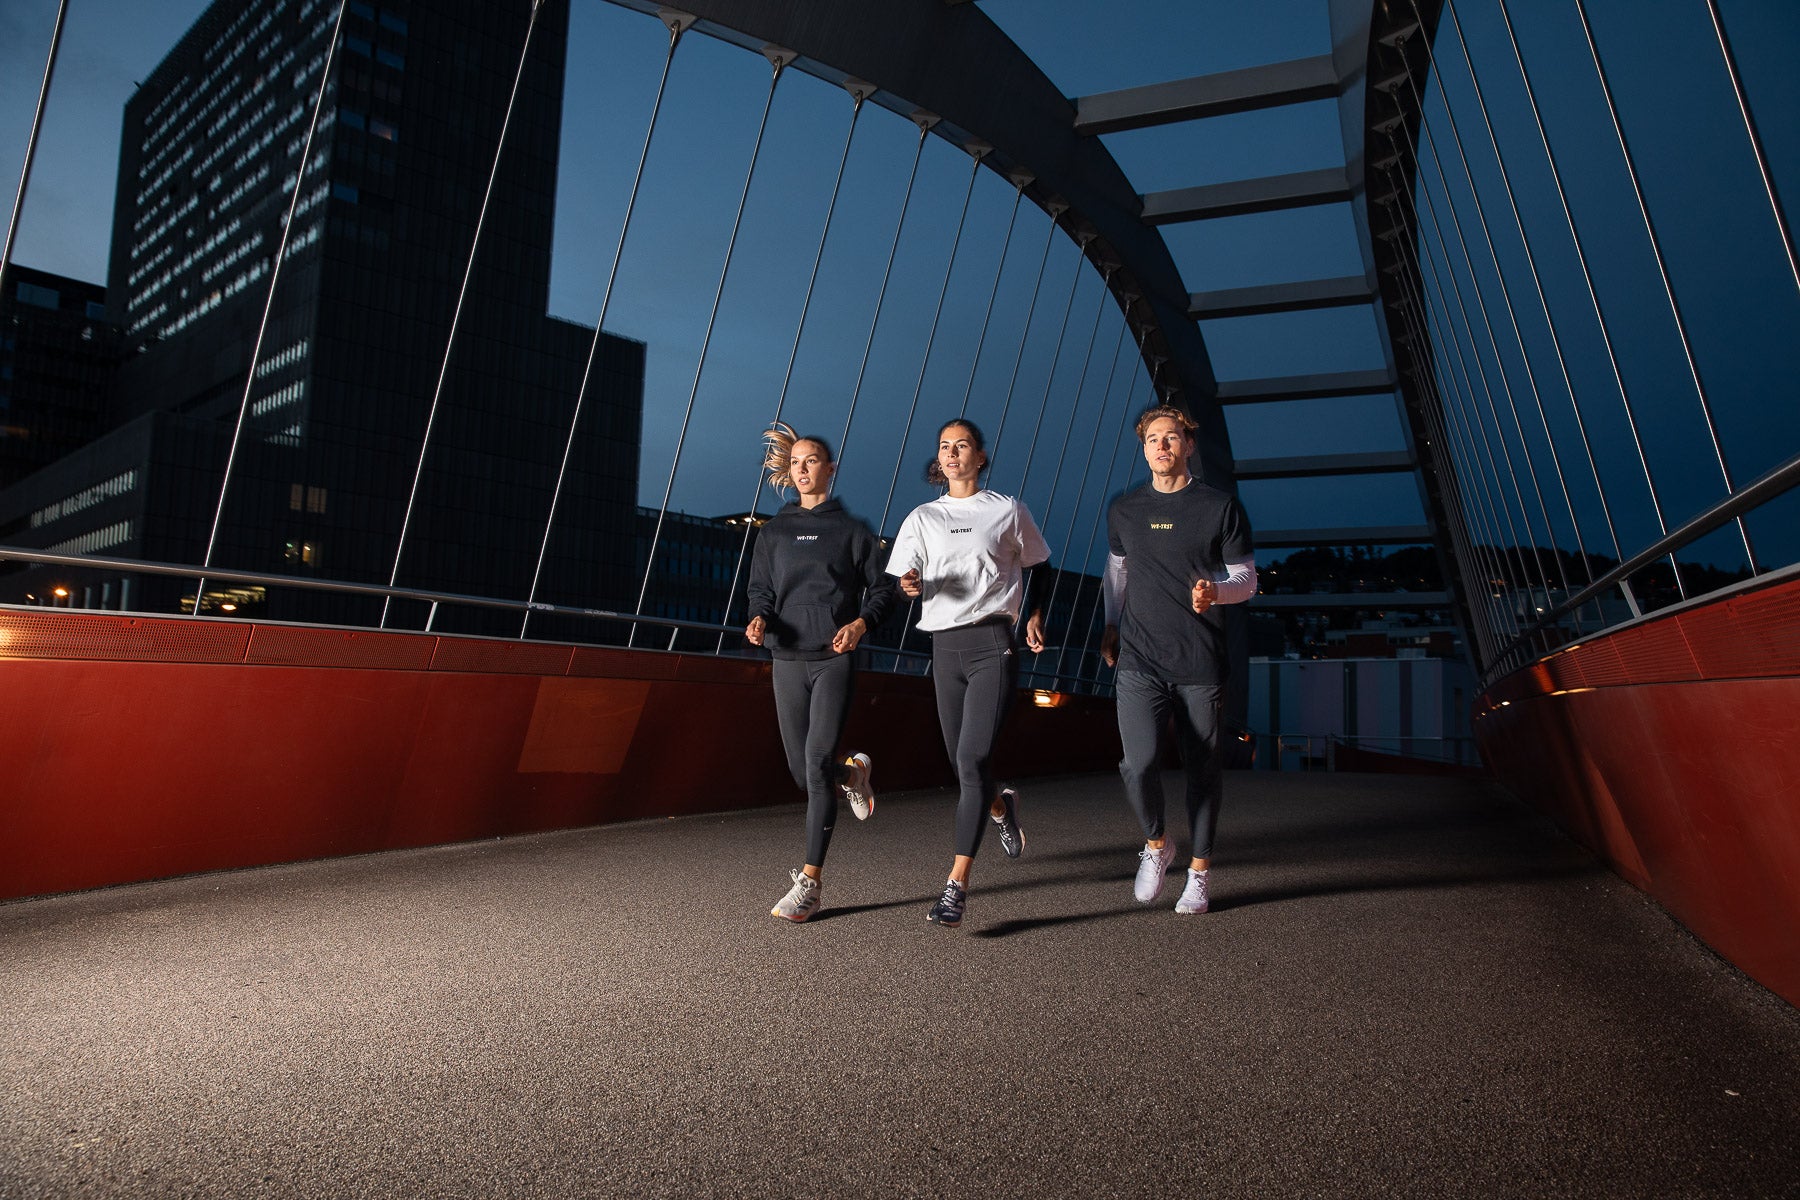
[846,754,874,820]
[995,789,1023,858]
[771,906,814,922]
[926,914,961,928]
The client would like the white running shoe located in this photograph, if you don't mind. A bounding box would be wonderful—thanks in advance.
[1175,867,1210,915]
[840,752,875,820]
[771,869,821,922]
[1134,840,1178,904]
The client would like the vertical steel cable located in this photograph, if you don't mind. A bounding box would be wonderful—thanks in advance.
[1391,239,1523,642]
[1033,274,1113,536]
[1572,0,1755,568]
[1386,254,1515,649]
[1440,1,1627,575]
[1404,74,1571,604]
[873,145,990,536]
[1072,374,1148,689]
[1042,318,1128,676]
[956,178,1029,417]
[1701,0,1800,300]
[712,88,870,652]
[521,14,691,638]
[985,207,1064,461]
[998,237,1089,490]
[1015,264,1108,665]
[1410,0,1597,588]
[382,0,546,628]
[0,0,67,304]
[832,116,935,466]
[1401,124,1556,613]
[1397,272,1516,652]
[1494,0,1678,603]
[1396,179,1532,639]
[195,0,349,611]
[1393,130,1548,615]
[632,50,795,646]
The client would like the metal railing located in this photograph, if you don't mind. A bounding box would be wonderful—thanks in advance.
[0,545,1140,692]
[1482,450,1800,685]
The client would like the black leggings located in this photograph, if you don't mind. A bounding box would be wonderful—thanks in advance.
[930,620,1019,859]
[771,654,855,868]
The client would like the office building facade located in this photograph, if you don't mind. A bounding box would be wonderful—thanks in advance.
[1,0,644,632]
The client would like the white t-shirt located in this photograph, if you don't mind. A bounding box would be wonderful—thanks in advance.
[886,490,1050,632]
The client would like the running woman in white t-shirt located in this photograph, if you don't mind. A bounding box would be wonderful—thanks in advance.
[887,417,1051,929]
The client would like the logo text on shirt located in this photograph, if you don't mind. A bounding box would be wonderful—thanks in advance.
[1150,522,1174,530]
[949,527,972,534]
[795,535,818,541]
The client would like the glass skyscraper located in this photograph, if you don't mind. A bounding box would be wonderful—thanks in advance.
[2,0,645,633]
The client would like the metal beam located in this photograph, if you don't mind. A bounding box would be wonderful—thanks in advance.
[1141,167,1351,224]
[1189,274,1373,319]
[1073,55,1340,136]
[1215,369,1396,404]
[1256,526,1436,547]
[1251,591,1452,609]
[1234,451,1416,480]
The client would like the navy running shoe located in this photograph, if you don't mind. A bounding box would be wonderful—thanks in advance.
[991,786,1024,859]
[926,879,966,927]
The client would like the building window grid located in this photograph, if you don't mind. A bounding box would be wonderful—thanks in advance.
[47,521,134,557]
[254,338,312,380]
[30,470,139,529]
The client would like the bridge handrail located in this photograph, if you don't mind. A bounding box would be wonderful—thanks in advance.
[0,544,1149,690]
[1483,449,1800,685]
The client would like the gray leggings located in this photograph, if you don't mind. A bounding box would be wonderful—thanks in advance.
[1115,668,1224,859]
[771,654,855,868]
[930,620,1019,859]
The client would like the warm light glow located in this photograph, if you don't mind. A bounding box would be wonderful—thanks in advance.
[1031,689,1063,708]
[52,587,69,599]
[219,603,238,613]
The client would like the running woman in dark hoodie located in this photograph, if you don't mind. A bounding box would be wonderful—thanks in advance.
[747,423,896,923]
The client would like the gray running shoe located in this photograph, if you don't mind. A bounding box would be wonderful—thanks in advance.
[1133,840,1178,904]
[1175,866,1210,914]
[991,786,1024,858]
[771,869,821,922]
[926,879,966,927]
[840,752,875,820]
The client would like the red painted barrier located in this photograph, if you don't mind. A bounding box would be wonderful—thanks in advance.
[0,609,1120,900]
[1475,573,1800,1008]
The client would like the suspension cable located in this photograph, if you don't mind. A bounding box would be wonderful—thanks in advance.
[194,0,350,612]
[383,0,547,628]
[631,50,795,646]
[521,12,692,638]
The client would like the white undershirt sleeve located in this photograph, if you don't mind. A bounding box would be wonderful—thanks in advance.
[1215,556,1257,606]
[1102,553,1127,625]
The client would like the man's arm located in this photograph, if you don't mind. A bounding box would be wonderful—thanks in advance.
[1100,552,1126,667]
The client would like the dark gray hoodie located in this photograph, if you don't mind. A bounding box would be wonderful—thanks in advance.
[746,498,896,660]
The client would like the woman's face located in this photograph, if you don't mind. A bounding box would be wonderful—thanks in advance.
[936,424,986,484]
[790,439,834,497]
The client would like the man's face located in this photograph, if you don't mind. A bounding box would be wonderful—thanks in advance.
[1142,417,1193,478]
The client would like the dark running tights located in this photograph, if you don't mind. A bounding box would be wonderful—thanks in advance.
[771,653,855,868]
[930,621,1019,859]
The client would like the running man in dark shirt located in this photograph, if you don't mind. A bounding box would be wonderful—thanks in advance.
[1101,405,1256,914]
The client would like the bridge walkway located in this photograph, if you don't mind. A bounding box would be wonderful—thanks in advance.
[3,771,1797,1197]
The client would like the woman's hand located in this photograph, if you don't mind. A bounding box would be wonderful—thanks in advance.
[745,616,766,646]
[832,618,868,654]
[1100,625,1118,667]
[1191,578,1218,614]
[898,568,923,598]
[1024,610,1046,653]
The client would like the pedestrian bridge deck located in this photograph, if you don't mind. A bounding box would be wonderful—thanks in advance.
[4,771,1797,1197]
